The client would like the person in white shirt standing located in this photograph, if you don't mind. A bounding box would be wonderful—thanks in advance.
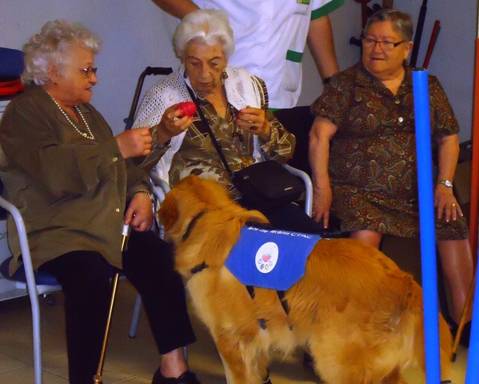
[152,0,344,109]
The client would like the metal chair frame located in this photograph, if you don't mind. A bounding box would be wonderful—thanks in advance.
[0,195,61,384]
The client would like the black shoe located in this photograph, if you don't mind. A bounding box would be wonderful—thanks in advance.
[152,369,201,384]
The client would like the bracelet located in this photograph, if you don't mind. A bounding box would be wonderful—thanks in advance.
[437,179,453,188]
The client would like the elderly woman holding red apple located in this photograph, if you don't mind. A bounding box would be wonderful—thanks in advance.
[134,9,294,192]
[133,9,324,234]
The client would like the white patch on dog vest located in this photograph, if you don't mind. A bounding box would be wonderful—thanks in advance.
[255,242,279,273]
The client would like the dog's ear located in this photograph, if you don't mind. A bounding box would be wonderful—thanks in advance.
[158,193,179,232]
[241,209,269,225]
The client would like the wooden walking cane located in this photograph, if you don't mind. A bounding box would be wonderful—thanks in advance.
[452,286,473,361]
[93,224,130,383]
[451,28,479,361]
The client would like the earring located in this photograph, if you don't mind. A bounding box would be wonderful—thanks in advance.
[222,71,228,80]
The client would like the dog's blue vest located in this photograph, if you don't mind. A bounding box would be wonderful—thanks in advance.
[225,226,321,291]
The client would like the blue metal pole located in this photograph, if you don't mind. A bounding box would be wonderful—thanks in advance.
[466,267,479,383]
[412,69,441,383]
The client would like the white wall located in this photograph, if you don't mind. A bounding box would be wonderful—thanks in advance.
[0,0,475,140]
[0,0,360,133]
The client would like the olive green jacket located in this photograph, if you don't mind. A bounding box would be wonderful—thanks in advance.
[0,86,150,273]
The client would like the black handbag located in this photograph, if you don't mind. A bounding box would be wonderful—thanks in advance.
[232,160,304,208]
[185,85,304,208]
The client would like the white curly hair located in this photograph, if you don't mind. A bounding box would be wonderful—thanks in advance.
[173,9,235,60]
[22,19,101,85]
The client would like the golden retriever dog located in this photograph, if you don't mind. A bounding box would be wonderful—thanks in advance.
[159,176,452,384]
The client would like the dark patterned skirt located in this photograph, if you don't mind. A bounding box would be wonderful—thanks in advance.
[332,184,468,240]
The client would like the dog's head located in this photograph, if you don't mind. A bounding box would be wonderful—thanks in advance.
[160,176,232,236]
[158,176,268,272]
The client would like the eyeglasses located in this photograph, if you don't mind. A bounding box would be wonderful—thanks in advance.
[79,66,98,78]
[361,36,406,51]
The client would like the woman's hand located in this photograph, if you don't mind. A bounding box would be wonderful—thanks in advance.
[157,104,194,144]
[124,192,153,232]
[435,184,463,223]
[309,117,337,229]
[116,128,153,159]
[435,134,461,222]
[236,107,270,140]
[312,182,333,228]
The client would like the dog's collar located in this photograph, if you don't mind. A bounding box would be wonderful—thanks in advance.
[190,261,208,275]
[184,210,209,276]
[182,209,206,242]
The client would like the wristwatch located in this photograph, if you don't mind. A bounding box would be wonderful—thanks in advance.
[438,179,453,188]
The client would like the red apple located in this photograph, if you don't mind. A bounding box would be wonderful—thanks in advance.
[176,101,197,117]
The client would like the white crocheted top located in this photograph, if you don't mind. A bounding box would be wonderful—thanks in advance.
[133,66,265,188]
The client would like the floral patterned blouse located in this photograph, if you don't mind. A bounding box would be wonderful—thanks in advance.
[169,93,295,198]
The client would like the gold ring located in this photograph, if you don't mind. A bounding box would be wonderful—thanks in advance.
[452,203,456,207]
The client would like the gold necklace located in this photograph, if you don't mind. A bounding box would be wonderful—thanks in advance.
[49,96,95,140]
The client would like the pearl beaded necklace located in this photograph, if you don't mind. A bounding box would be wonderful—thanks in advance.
[50,96,95,140]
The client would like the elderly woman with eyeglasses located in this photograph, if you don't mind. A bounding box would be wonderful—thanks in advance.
[0,20,199,384]
[309,9,473,331]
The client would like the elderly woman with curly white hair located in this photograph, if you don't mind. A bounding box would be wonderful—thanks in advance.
[0,20,200,384]
[134,9,325,235]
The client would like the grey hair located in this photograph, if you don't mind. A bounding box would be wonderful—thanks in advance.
[173,9,235,59]
[22,19,101,85]
[364,9,414,41]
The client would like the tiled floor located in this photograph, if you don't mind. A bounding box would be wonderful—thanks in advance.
[0,282,469,383]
